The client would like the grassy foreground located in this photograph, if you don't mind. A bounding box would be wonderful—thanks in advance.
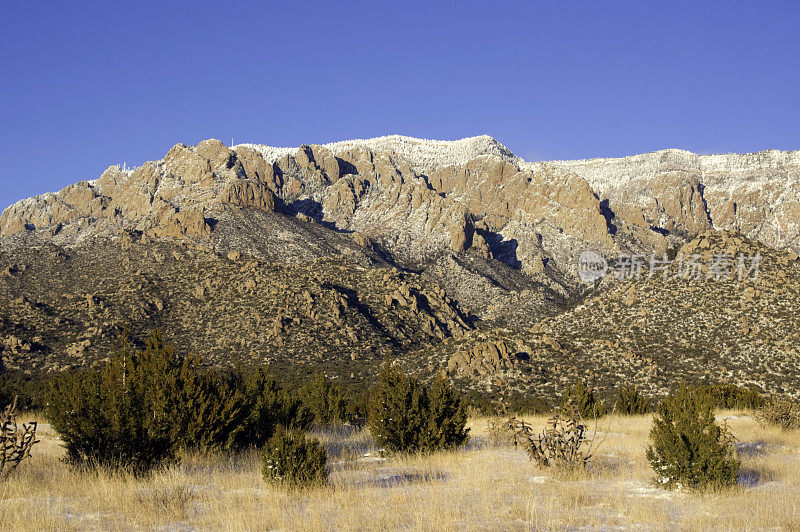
[1,412,799,530]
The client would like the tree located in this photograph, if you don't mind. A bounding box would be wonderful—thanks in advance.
[646,383,740,490]
[614,385,649,415]
[46,330,314,472]
[46,331,183,473]
[368,364,469,453]
[422,373,469,450]
[561,381,604,419]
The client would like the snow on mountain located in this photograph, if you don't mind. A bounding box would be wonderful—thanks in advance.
[533,148,800,196]
[236,134,517,174]
[238,134,800,197]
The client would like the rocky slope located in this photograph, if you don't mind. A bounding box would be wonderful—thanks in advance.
[1,135,799,398]
[429,232,800,400]
[0,232,472,382]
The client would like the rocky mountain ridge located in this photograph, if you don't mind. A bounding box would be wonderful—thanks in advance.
[1,135,799,399]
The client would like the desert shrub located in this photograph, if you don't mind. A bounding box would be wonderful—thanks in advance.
[462,390,550,416]
[646,383,740,490]
[614,385,650,415]
[1,397,39,478]
[461,391,499,417]
[298,372,352,426]
[755,395,800,430]
[46,332,191,473]
[561,381,605,419]
[506,395,551,415]
[368,364,469,453]
[696,383,764,411]
[485,416,510,444]
[262,427,328,489]
[506,410,599,470]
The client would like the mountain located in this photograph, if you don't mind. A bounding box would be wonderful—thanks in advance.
[1,136,799,398]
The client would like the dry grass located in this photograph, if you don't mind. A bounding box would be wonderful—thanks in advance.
[1,411,799,530]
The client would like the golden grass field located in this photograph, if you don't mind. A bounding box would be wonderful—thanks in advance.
[2,411,799,530]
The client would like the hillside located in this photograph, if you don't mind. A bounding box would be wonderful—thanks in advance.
[432,232,800,400]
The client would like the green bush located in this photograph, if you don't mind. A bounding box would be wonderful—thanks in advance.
[46,332,186,473]
[0,370,51,412]
[422,374,470,451]
[368,365,469,454]
[298,372,352,426]
[561,381,605,419]
[46,330,313,472]
[614,385,650,415]
[461,390,550,416]
[696,383,764,411]
[262,427,328,489]
[176,366,254,454]
[646,384,740,490]
[755,395,800,430]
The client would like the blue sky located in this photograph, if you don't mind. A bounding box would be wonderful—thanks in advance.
[1,1,799,209]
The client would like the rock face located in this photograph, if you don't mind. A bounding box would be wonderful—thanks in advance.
[0,139,277,240]
[544,148,800,253]
[446,340,523,377]
[5,136,798,280]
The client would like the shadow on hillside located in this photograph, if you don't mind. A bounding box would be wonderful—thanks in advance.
[476,228,520,269]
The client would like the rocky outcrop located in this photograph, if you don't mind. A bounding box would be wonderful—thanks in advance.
[547,148,800,253]
[0,139,277,240]
[0,239,473,374]
[446,340,524,377]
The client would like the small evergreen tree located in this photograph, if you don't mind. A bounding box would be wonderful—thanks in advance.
[46,331,184,473]
[614,385,650,415]
[422,373,469,450]
[262,427,328,490]
[368,364,428,453]
[367,364,469,453]
[46,330,314,470]
[177,367,252,453]
[561,381,604,419]
[646,384,740,490]
[0,370,51,412]
[227,365,313,452]
[299,372,350,426]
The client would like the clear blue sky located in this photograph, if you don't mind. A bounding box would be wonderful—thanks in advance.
[2,1,799,210]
